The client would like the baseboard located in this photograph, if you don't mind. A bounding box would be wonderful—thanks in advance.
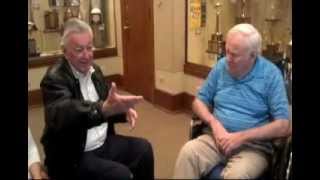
[28,74,123,107]
[154,89,194,113]
[29,75,195,113]
[28,89,43,107]
[182,92,195,113]
[105,74,123,88]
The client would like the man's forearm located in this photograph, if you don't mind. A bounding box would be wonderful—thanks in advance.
[239,119,291,142]
[193,98,215,124]
[192,98,225,132]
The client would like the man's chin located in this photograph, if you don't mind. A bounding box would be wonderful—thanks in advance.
[79,67,90,74]
[229,70,240,78]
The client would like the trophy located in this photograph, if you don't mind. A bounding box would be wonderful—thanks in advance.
[262,1,282,61]
[48,0,63,7]
[28,0,40,57]
[64,7,73,22]
[235,0,251,24]
[90,0,106,48]
[44,9,59,30]
[64,0,80,22]
[28,22,40,57]
[207,1,224,59]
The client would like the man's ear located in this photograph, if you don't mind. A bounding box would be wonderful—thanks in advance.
[250,51,257,59]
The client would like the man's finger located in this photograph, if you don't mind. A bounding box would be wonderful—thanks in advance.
[130,108,138,119]
[132,109,138,119]
[121,95,144,101]
[120,96,144,107]
[128,111,136,130]
[108,82,117,97]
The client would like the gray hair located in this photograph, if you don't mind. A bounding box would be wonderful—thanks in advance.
[60,18,93,48]
[226,23,262,55]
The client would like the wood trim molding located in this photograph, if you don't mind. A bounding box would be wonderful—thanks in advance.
[29,74,196,114]
[154,89,195,113]
[28,89,43,108]
[154,89,184,112]
[94,48,118,59]
[184,62,211,79]
[28,74,123,107]
[28,48,118,68]
[104,74,123,89]
[182,92,195,112]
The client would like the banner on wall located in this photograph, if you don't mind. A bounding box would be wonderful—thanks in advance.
[190,0,205,31]
[190,0,201,30]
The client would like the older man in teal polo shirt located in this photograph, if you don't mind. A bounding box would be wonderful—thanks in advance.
[173,23,291,179]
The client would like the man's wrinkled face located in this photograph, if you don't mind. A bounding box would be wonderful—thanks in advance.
[225,33,255,78]
[64,32,94,74]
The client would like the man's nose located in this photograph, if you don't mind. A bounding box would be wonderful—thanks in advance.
[82,49,92,59]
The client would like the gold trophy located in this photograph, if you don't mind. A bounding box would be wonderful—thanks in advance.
[64,0,80,22]
[44,9,59,30]
[28,22,40,57]
[28,0,39,57]
[236,0,251,24]
[263,1,282,60]
[207,1,224,59]
[90,7,106,48]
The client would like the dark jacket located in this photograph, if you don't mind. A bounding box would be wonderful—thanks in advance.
[40,58,126,179]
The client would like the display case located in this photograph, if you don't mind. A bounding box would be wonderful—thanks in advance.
[28,0,117,68]
[184,0,292,78]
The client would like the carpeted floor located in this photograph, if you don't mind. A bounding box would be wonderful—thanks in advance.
[28,91,191,179]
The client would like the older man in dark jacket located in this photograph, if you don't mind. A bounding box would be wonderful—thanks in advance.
[40,18,154,180]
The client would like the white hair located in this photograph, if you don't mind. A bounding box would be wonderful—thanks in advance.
[226,23,262,55]
[60,18,93,48]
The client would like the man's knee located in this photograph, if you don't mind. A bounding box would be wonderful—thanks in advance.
[175,140,201,165]
[222,168,266,179]
[180,140,199,157]
[135,138,154,158]
[221,158,268,179]
[103,165,133,179]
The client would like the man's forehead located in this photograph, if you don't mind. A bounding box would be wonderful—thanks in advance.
[227,35,249,50]
[69,33,93,45]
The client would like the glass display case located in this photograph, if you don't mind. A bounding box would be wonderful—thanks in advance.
[28,0,117,68]
[184,0,292,78]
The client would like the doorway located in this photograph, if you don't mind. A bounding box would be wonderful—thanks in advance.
[121,0,155,102]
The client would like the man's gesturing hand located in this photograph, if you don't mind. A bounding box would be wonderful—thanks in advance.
[126,108,138,130]
[102,82,143,117]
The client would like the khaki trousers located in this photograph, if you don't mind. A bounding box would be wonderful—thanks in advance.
[173,134,268,179]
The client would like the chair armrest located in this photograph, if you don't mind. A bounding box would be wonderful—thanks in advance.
[189,114,207,139]
[270,136,292,180]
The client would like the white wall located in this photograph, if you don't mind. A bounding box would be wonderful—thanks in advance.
[154,0,187,95]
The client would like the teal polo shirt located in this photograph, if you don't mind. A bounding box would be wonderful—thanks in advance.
[198,56,289,133]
